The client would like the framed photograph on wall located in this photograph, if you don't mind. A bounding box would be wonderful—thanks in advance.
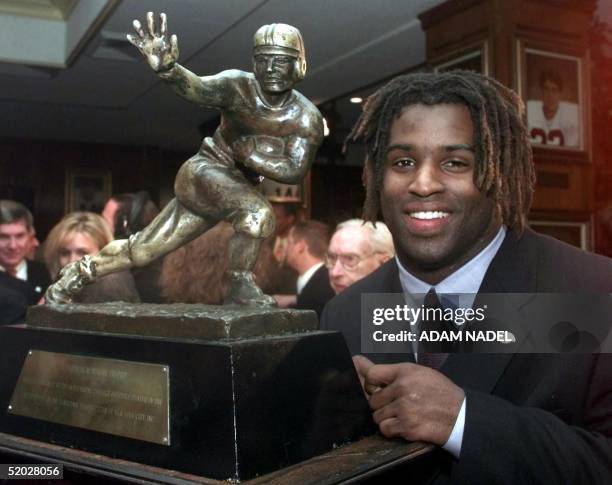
[530,219,592,251]
[432,41,490,75]
[65,169,112,214]
[259,171,311,213]
[517,40,588,152]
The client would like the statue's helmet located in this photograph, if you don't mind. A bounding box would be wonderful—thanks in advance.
[253,23,306,81]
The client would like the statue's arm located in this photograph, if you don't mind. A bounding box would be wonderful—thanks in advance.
[158,66,233,108]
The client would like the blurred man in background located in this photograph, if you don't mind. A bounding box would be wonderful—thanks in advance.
[0,200,50,306]
[273,220,334,318]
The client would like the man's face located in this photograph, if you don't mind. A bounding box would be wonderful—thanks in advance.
[380,103,500,283]
[0,220,30,271]
[327,226,384,294]
[541,79,562,116]
[253,53,297,93]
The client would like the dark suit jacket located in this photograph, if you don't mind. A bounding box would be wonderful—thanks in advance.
[26,260,51,303]
[0,260,50,306]
[0,279,28,324]
[320,229,612,484]
[296,264,335,319]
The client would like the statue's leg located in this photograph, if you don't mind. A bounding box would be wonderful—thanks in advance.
[175,161,275,305]
[46,198,213,304]
[224,230,275,306]
[222,187,277,306]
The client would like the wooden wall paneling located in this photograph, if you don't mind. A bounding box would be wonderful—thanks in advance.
[0,139,189,239]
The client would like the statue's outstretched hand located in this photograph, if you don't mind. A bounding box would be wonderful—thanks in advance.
[127,12,179,73]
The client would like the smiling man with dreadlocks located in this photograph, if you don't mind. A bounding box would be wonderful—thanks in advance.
[321,71,612,484]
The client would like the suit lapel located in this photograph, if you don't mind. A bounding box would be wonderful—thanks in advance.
[441,229,539,393]
[479,228,538,293]
[383,260,403,293]
[380,261,416,363]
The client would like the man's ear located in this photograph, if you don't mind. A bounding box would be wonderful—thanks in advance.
[296,238,307,254]
[379,253,392,265]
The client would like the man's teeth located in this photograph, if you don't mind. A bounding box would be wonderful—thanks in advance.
[409,211,449,220]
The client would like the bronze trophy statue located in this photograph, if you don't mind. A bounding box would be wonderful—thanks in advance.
[46,12,323,306]
[1,13,375,482]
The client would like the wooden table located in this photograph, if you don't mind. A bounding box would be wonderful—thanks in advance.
[0,432,435,484]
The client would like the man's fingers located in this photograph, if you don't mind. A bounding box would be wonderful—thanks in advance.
[353,355,375,395]
[160,12,167,37]
[133,19,145,39]
[146,11,155,37]
[364,380,383,396]
[372,401,398,424]
[366,363,418,408]
[378,417,402,438]
[367,379,401,409]
[364,363,405,390]
[353,355,374,378]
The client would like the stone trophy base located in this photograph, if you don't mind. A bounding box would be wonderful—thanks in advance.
[0,304,375,481]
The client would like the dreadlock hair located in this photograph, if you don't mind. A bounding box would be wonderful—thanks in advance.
[346,70,535,233]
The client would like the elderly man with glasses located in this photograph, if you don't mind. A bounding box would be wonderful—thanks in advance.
[325,219,394,294]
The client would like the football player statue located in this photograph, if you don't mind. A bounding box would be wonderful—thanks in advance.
[46,13,323,305]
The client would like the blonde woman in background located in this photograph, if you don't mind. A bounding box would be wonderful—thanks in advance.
[44,212,140,303]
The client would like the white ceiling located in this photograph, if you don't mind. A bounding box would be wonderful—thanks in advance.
[0,0,444,152]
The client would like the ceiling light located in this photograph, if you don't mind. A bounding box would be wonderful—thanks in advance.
[350,97,363,104]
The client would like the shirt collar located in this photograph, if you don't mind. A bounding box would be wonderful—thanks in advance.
[0,259,28,281]
[297,261,324,294]
[396,226,506,306]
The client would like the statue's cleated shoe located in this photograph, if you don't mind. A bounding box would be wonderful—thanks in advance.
[224,270,276,306]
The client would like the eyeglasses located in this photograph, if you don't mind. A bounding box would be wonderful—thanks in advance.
[325,251,376,271]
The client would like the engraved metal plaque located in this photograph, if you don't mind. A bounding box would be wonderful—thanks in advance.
[8,350,170,445]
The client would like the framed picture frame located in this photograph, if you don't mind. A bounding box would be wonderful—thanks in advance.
[516,39,588,153]
[530,219,592,251]
[65,169,112,214]
[432,41,490,75]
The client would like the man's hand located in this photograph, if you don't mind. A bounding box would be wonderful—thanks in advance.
[353,355,375,392]
[127,12,179,73]
[353,355,464,446]
[272,294,296,308]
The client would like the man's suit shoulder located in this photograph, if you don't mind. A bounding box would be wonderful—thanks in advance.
[296,265,335,317]
[303,265,330,291]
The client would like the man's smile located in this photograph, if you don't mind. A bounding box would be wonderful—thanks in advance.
[403,210,452,235]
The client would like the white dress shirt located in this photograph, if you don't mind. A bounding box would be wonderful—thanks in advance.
[296,262,324,294]
[0,259,28,281]
[395,226,506,459]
